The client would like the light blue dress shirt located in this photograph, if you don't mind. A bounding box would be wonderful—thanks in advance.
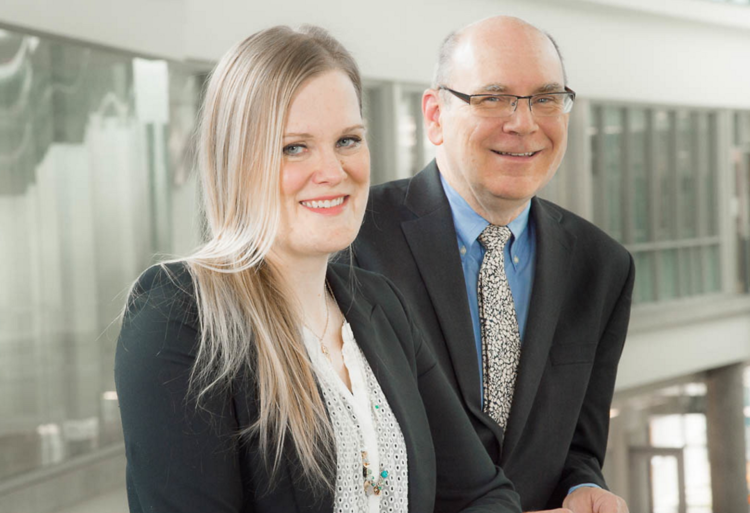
[440,175,599,497]
[439,174,535,389]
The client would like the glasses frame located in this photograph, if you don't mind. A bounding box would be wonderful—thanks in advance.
[438,86,577,117]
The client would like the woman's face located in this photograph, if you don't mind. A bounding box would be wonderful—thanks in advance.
[274,70,370,261]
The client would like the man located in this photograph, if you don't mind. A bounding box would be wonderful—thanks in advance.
[352,16,634,512]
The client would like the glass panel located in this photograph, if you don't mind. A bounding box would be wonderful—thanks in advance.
[705,244,722,293]
[0,29,203,483]
[705,114,719,236]
[685,445,713,513]
[362,85,387,185]
[396,90,418,178]
[692,113,710,237]
[654,110,674,241]
[604,107,624,242]
[738,112,750,146]
[651,455,680,513]
[659,249,679,300]
[678,247,696,298]
[692,246,705,296]
[631,109,650,243]
[676,111,697,239]
[633,251,655,304]
[590,105,603,229]
[651,414,686,447]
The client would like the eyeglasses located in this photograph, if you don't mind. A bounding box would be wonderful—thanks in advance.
[438,86,576,118]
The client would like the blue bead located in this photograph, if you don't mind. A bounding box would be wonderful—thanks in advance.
[381,470,388,478]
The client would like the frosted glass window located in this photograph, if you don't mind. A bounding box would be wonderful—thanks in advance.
[590,104,722,304]
[0,28,203,484]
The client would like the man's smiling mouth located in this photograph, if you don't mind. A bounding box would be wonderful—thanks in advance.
[491,150,540,157]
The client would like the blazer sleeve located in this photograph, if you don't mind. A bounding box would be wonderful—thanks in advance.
[551,254,636,504]
[114,264,245,513]
[382,278,522,513]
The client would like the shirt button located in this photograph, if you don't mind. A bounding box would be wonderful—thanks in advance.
[460,246,467,255]
[513,256,520,264]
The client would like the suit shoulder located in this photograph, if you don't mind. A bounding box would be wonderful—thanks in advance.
[359,177,418,238]
[131,261,195,306]
[329,262,396,296]
[369,177,411,207]
[538,198,631,266]
[124,261,199,333]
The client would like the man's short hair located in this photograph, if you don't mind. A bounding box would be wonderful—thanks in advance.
[431,25,569,91]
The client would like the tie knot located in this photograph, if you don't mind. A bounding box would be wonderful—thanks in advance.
[478,225,511,252]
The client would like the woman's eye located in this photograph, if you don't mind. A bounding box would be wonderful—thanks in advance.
[283,144,306,156]
[337,136,362,149]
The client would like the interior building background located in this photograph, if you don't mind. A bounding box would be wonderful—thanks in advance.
[1,0,750,512]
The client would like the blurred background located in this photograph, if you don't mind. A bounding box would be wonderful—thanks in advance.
[1,0,750,512]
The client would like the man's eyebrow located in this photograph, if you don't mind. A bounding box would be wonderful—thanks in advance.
[534,83,565,93]
[479,84,508,93]
[476,83,565,94]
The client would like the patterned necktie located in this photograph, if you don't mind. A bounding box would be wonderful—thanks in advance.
[477,225,521,429]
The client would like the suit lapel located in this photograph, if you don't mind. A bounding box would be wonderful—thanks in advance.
[501,198,576,463]
[326,265,432,511]
[400,164,483,411]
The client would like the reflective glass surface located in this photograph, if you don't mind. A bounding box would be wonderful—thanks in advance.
[590,103,723,304]
[0,28,203,482]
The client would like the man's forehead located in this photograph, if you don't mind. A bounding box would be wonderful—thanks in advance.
[449,40,565,91]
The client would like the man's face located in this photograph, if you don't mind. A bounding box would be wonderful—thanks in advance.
[430,22,569,214]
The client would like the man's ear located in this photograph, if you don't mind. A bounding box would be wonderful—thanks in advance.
[423,89,444,146]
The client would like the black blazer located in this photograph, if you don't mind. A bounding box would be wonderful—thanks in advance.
[351,162,635,510]
[115,262,522,513]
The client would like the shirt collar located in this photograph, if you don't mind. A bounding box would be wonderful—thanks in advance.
[440,173,531,250]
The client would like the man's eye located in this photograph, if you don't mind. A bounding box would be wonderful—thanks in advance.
[477,96,512,106]
[338,136,362,148]
[283,144,306,156]
[533,95,559,105]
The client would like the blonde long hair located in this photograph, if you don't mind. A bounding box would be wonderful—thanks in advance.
[182,25,362,491]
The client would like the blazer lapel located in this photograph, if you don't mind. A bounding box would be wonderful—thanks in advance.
[500,198,576,464]
[326,265,433,511]
[400,164,483,412]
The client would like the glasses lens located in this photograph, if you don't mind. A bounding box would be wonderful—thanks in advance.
[467,92,574,117]
[469,95,515,115]
[531,93,574,117]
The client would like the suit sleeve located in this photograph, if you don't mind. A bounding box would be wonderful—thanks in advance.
[551,254,636,504]
[114,265,245,512]
[383,278,522,513]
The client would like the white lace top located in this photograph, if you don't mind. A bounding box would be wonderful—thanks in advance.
[302,322,409,513]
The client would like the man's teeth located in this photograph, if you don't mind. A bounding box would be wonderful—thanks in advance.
[301,197,345,209]
[495,151,536,157]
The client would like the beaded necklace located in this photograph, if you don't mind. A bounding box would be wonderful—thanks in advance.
[362,401,389,495]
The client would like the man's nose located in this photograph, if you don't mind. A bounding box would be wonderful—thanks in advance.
[502,98,539,135]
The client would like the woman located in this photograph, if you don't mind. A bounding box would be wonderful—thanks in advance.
[115,25,521,513]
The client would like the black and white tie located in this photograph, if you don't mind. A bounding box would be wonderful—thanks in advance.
[477,225,521,429]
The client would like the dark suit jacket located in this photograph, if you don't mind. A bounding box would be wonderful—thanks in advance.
[351,161,635,510]
[115,261,522,513]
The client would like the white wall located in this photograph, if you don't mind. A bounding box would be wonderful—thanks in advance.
[2,0,750,107]
[184,0,750,108]
[617,310,750,390]
[0,0,186,60]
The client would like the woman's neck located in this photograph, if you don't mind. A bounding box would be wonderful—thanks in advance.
[269,250,331,330]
